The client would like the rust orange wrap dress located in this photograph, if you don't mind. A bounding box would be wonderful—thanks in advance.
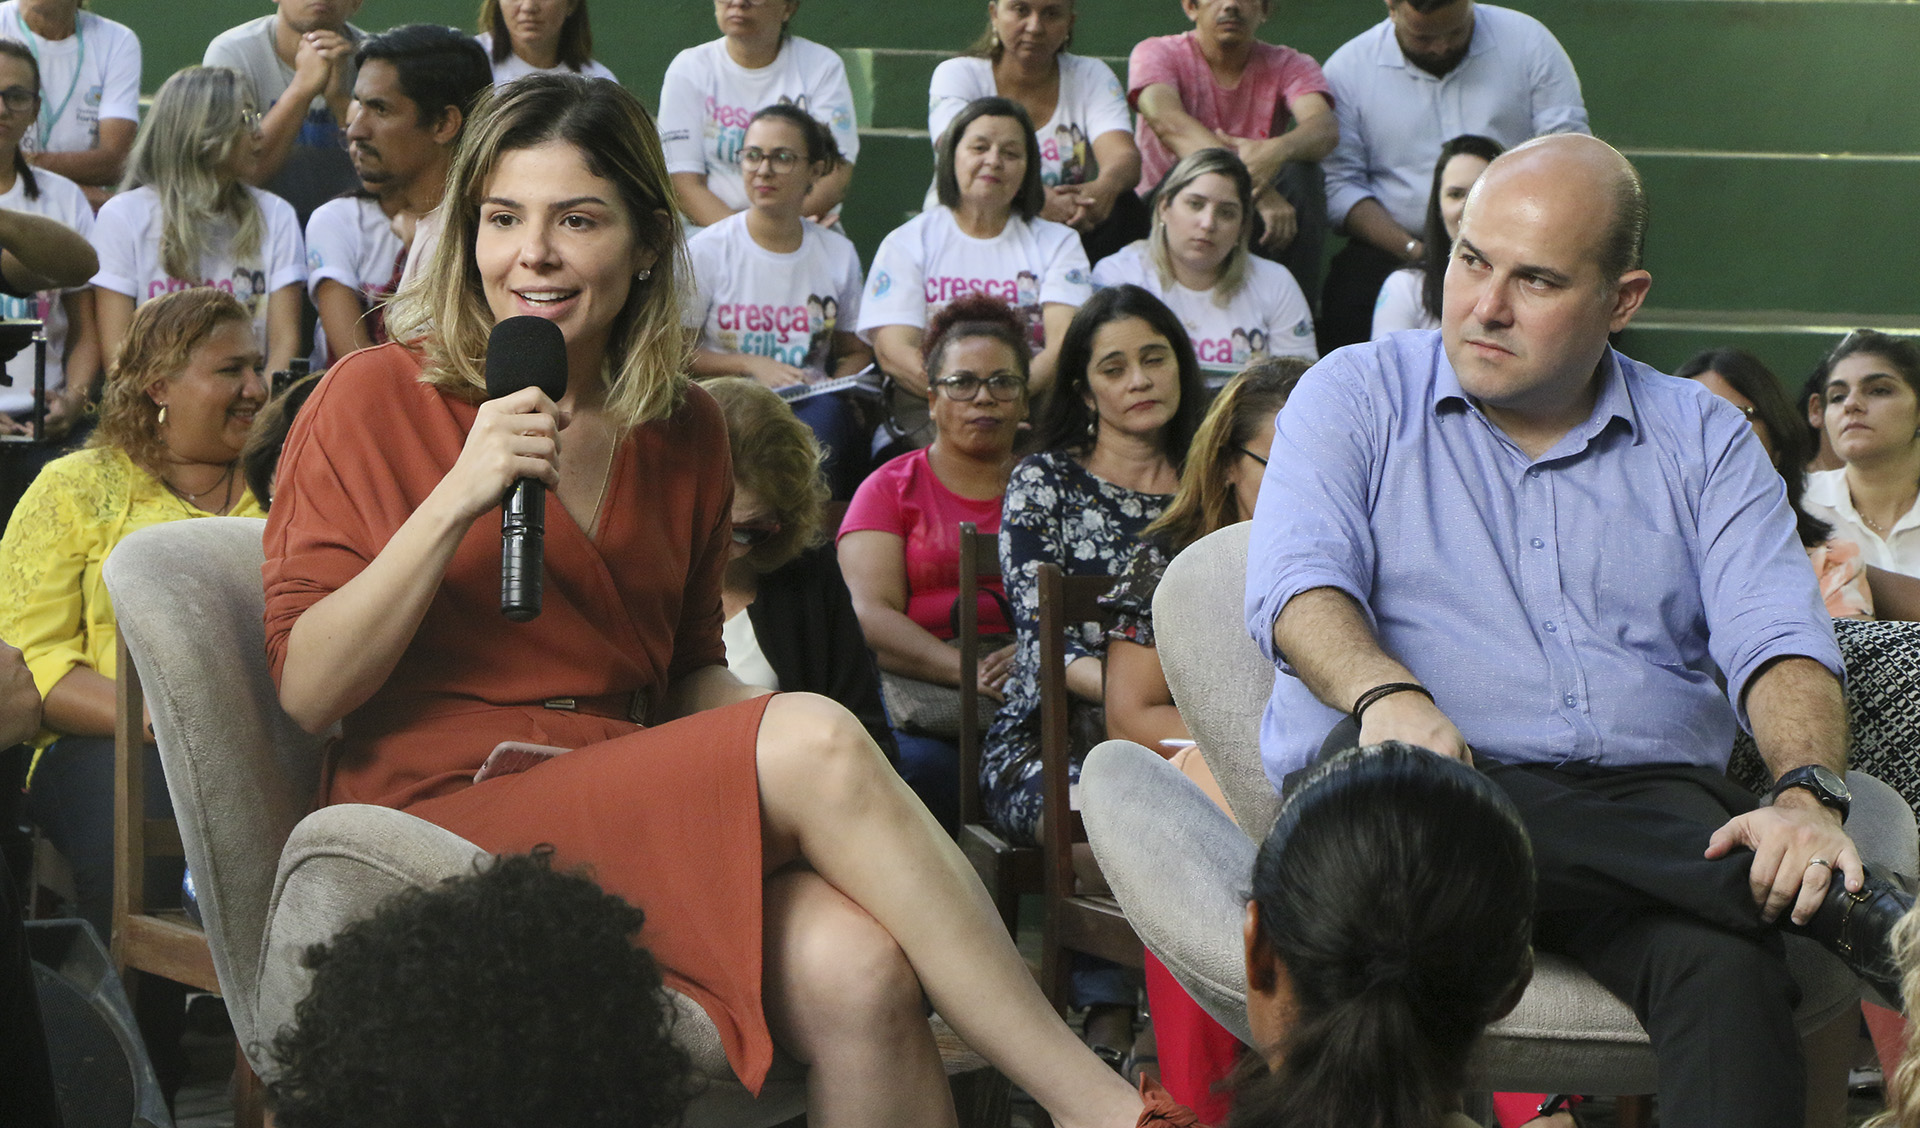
[261,343,777,1092]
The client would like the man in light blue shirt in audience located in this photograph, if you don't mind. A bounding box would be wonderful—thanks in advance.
[1246,133,1911,1128]
[1316,0,1587,350]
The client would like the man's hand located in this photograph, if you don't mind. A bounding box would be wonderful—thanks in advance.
[1706,790,1861,925]
[1040,184,1094,227]
[1356,690,1470,762]
[293,30,354,99]
[1252,190,1297,255]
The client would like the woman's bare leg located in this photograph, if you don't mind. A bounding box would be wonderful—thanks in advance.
[757,693,1142,1128]
[764,867,959,1128]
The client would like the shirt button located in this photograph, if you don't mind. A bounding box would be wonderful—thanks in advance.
[1563,694,1577,708]
[1531,537,1545,549]
[1544,621,1557,633]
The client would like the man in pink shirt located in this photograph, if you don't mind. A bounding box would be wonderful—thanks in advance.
[1129,0,1337,301]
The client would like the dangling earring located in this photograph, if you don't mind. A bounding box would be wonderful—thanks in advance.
[636,267,652,282]
[1086,414,1097,442]
[157,404,167,427]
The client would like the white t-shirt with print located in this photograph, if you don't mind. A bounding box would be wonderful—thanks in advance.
[857,207,1091,355]
[0,3,140,159]
[305,193,404,367]
[658,36,861,214]
[927,54,1131,188]
[683,212,864,383]
[0,168,90,417]
[89,185,307,353]
[473,32,616,87]
[1090,243,1315,369]
[1371,267,1437,338]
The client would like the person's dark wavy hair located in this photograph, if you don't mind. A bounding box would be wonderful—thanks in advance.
[479,0,596,73]
[356,23,494,130]
[934,97,1046,220]
[1418,134,1502,322]
[923,292,1030,389]
[1027,284,1204,467]
[1229,743,1536,1128]
[0,40,39,201]
[1674,347,1830,548]
[748,102,844,172]
[267,849,694,1128]
[1812,329,1920,404]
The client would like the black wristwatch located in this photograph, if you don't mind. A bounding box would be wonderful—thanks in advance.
[1770,764,1851,822]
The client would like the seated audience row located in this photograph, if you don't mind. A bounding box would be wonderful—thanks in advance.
[0,0,141,209]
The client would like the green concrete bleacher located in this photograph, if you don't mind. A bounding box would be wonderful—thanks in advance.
[100,0,1920,385]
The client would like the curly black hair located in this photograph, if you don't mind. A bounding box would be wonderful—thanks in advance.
[267,848,695,1128]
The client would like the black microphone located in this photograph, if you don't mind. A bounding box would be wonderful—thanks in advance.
[484,316,568,622]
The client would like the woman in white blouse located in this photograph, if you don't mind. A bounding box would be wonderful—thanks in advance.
[475,0,616,86]
[1370,134,1501,340]
[659,0,859,229]
[1804,330,1920,577]
[1092,148,1314,376]
[859,97,1091,398]
[928,0,1142,259]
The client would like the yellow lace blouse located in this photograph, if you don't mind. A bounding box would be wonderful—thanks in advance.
[0,446,263,748]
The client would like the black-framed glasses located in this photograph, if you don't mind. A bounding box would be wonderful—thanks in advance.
[1237,446,1268,467]
[731,521,782,548]
[739,147,801,173]
[0,86,37,114]
[934,374,1024,402]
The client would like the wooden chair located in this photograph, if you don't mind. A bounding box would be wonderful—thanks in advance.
[1034,562,1143,1011]
[113,634,267,1128]
[955,522,1041,936]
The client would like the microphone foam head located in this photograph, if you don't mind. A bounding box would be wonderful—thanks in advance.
[485,315,569,402]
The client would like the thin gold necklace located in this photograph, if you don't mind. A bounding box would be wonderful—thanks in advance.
[164,462,236,512]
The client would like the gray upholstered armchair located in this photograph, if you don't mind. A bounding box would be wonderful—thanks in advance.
[1080,521,1915,1108]
[102,517,808,1127]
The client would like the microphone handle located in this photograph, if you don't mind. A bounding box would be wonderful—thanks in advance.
[500,478,544,621]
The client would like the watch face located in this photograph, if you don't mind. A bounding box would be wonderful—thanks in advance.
[1810,764,1851,801]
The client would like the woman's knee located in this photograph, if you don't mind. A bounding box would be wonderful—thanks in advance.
[758,693,890,805]
[768,875,923,1035]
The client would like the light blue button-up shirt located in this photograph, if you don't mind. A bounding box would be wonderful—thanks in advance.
[1245,331,1842,790]
[1322,3,1589,231]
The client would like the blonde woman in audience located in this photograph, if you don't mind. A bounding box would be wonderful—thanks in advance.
[89,66,304,380]
[928,0,1143,259]
[683,103,870,496]
[1803,331,1920,578]
[838,295,1028,831]
[1370,134,1502,339]
[475,0,615,86]
[1869,909,1920,1128]
[263,73,1185,1128]
[0,0,141,209]
[659,0,858,229]
[860,96,1092,397]
[0,40,96,438]
[1092,149,1315,376]
[0,288,264,944]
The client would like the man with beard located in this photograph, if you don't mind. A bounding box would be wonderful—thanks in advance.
[1316,0,1587,352]
[305,24,489,365]
[205,0,367,224]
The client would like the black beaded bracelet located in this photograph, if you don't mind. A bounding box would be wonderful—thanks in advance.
[1349,681,1434,727]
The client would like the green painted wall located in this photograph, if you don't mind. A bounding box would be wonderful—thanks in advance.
[90,0,1920,381]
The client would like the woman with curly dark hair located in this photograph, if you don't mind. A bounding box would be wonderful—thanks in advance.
[269,850,693,1128]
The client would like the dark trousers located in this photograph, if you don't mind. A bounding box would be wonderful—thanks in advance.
[1317,237,1406,355]
[1255,161,1329,313]
[1313,722,1805,1127]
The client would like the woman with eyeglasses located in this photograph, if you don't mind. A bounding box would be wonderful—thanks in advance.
[88,65,304,382]
[0,0,140,209]
[838,295,1027,831]
[1093,149,1316,377]
[659,0,859,230]
[705,376,895,758]
[684,103,872,497]
[860,96,1092,399]
[0,40,97,439]
[475,0,616,86]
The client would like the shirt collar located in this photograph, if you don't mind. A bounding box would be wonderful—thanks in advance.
[1432,345,1641,456]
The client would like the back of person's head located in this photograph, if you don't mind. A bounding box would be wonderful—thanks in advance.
[923,292,1030,387]
[356,23,494,134]
[90,287,252,476]
[1146,148,1255,305]
[123,66,263,282]
[1812,329,1920,404]
[480,0,596,71]
[387,74,686,433]
[1418,134,1503,319]
[241,372,323,510]
[268,849,692,1128]
[0,41,40,201]
[704,376,828,573]
[1232,743,1536,1128]
[747,102,844,172]
[1030,284,1205,465]
[933,96,1046,220]
[1146,356,1307,553]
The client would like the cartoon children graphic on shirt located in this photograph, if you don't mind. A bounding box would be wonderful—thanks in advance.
[1067,124,1091,185]
[1247,328,1269,360]
[1015,270,1043,352]
[802,292,834,376]
[1050,124,1078,187]
[1230,327,1251,366]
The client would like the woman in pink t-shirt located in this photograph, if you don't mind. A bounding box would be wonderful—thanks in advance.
[839,295,1028,829]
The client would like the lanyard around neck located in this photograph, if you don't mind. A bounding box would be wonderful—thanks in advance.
[13,9,83,153]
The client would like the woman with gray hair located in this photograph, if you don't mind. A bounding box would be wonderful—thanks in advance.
[1092,148,1315,376]
[88,65,305,379]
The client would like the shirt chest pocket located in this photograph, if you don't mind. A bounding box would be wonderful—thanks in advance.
[1583,524,1708,670]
